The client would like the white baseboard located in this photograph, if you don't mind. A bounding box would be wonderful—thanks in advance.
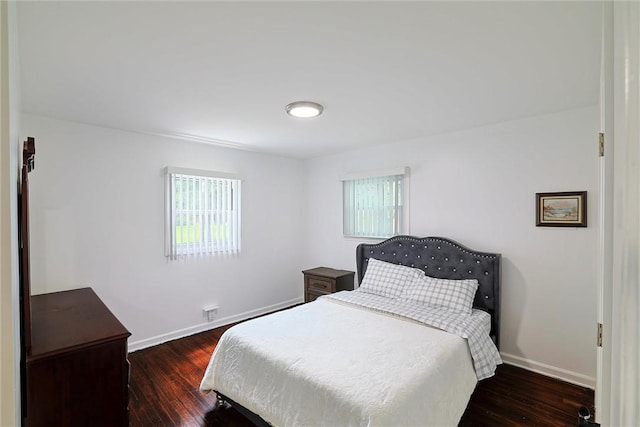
[128,297,303,353]
[500,352,595,389]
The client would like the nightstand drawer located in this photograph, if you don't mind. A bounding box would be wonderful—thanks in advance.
[306,291,324,303]
[307,277,333,292]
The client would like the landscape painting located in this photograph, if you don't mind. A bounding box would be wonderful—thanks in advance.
[536,191,587,227]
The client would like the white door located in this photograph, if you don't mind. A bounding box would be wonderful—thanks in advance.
[597,2,640,425]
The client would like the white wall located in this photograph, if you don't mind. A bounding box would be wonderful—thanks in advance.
[23,114,306,350]
[303,106,599,387]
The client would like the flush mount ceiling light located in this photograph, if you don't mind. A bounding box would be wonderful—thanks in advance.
[285,101,324,118]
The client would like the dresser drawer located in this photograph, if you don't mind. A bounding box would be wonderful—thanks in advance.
[307,276,334,292]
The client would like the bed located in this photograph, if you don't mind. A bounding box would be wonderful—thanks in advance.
[200,235,502,426]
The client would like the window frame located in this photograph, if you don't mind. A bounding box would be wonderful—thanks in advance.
[164,167,241,258]
[341,167,409,239]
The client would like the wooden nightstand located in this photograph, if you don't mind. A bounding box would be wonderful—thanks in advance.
[302,267,355,302]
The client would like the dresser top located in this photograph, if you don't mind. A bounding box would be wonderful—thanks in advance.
[28,287,130,360]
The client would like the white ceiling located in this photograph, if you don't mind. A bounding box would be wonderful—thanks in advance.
[17,1,602,159]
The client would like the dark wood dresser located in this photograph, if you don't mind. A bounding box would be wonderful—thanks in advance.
[303,267,355,302]
[25,287,131,427]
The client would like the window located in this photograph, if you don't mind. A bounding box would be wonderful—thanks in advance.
[165,167,241,258]
[342,167,408,238]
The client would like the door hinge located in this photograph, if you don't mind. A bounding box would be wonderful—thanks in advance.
[599,133,605,157]
[597,322,603,347]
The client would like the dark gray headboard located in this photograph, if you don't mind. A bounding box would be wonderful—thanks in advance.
[356,235,501,349]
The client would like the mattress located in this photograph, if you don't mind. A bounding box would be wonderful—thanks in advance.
[200,295,489,426]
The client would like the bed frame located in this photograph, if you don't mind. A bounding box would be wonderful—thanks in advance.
[214,235,501,424]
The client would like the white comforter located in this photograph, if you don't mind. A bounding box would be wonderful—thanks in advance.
[200,295,487,426]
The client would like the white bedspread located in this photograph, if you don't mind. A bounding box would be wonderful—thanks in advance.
[325,291,501,380]
[200,296,483,426]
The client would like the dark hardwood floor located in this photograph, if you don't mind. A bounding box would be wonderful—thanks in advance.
[129,322,594,427]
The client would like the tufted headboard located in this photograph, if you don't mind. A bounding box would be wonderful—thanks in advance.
[356,235,502,349]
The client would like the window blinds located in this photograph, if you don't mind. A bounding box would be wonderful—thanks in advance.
[342,169,406,238]
[165,167,241,258]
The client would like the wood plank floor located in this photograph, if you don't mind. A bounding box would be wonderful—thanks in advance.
[129,322,594,427]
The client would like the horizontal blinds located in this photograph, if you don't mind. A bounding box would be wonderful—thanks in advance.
[343,173,404,238]
[166,171,241,259]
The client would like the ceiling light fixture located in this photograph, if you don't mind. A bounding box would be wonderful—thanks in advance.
[285,101,324,118]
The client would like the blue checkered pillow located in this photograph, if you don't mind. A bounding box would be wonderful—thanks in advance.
[359,258,424,299]
[400,274,479,315]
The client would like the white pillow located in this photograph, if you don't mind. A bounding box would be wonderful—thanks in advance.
[400,275,479,315]
[359,258,424,299]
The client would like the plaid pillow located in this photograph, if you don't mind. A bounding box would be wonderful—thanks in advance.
[359,258,424,299]
[400,275,479,315]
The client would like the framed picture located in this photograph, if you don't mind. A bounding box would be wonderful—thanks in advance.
[536,191,587,227]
